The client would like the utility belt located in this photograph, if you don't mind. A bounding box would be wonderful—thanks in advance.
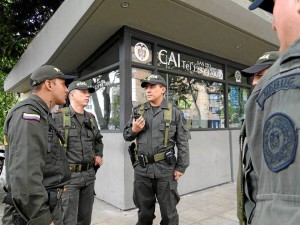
[69,162,93,172]
[136,149,176,168]
[2,186,64,225]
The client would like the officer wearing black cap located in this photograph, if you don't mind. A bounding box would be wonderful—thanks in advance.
[242,51,280,86]
[123,74,190,225]
[243,0,300,224]
[2,65,75,225]
[53,81,103,225]
[237,51,279,225]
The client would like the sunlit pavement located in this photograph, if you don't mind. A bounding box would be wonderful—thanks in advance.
[0,182,238,225]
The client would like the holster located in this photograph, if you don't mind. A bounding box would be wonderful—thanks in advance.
[48,191,59,212]
[138,154,146,168]
[165,149,176,165]
[128,142,137,165]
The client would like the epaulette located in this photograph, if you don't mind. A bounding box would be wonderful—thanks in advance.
[134,103,143,110]
[55,109,62,114]
[88,112,95,118]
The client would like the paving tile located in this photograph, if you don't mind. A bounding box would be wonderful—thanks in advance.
[0,182,239,225]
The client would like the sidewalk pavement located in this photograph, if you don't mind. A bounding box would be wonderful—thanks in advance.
[0,182,239,225]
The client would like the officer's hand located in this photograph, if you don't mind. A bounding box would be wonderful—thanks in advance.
[94,156,103,166]
[132,116,145,133]
[174,170,183,180]
[50,222,55,225]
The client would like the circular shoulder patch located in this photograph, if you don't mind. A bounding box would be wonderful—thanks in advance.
[263,113,297,173]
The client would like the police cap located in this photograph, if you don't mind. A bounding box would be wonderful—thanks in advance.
[248,0,274,13]
[30,65,75,87]
[68,81,95,93]
[242,51,280,77]
[141,74,166,88]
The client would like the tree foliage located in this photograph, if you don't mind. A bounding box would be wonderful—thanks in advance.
[0,0,64,141]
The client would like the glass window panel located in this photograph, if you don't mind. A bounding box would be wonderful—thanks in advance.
[227,66,248,84]
[161,73,225,129]
[228,85,250,128]
[131,39,153,65]
[157,46,224,80]
[131,68,153,106]
[85,69,120,130]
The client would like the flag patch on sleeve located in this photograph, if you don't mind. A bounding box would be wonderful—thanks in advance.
[22,113,41,122]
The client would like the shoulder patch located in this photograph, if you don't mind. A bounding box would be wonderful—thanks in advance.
[22,113,41,122]
[263,113,297,173]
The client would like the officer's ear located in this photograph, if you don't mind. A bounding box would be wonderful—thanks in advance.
[161,86,166,94]
[44,80,52,91]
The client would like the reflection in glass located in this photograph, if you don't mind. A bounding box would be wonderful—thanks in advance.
[162,74,224,129]
[131,68,152,107]
[228,86,250,128]
[85,70,120,130]
[132,69,225,129]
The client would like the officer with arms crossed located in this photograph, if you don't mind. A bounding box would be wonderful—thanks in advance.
[236,51,280,225]
[123,75,190,225]
[243,0,300,224]
[54,81,103,225]
[2,65,75,225]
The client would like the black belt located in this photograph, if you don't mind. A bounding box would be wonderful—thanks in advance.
[69,163,93,172]
[135,152,166,163]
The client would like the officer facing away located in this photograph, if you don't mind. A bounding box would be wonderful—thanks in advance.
[236,51,280,225]
[123,74,190,225]
[2,65,75,225]
[243,0,300,224]
[53,81,103,225]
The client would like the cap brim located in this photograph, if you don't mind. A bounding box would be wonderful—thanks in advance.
[248,0,273,13]
[141,80,160,88]
[241,64,270,76]
[72,86,95,93]
[248,0,264,10]
[58,74,76,85]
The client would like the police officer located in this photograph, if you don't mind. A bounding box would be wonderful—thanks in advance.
[243,1,300,224]
[2,65,75,225]
[53,81,103,225]
[241,51,280,87]
[236,51,280,225]
[123,74,190,225]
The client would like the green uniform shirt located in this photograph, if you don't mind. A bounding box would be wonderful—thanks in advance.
[53,105,104,164]
[3,94,71,224]
[245,38,300,225]
[123,100,190,178]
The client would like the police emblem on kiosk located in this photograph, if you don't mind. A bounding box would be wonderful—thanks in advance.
[263,113,297,172]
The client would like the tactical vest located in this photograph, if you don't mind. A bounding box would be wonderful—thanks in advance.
[60,107,95,151]
[137,101,173,148]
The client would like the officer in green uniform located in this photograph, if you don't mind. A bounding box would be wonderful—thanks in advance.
[243,0,300,224]
[53,81,103,225]
[236,51,280,225]
[2,65,75,225]
[123,75,190,225]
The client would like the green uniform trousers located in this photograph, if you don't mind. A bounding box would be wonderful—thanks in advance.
[62,169,95,225]
[133,172,180,225]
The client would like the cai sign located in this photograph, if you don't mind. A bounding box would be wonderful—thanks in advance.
[157,49,223,80]
[133,42,224,80]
